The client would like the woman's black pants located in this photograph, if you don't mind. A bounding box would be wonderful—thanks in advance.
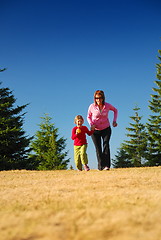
[91,127,111,170]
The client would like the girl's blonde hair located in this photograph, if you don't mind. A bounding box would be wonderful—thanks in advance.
[74,115,84,124]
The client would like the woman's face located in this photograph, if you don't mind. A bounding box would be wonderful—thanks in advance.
[95,94,103,105]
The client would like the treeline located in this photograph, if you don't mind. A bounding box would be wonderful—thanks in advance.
[0,68,69,170]
[1,50,161,170]
[112,50,161,168]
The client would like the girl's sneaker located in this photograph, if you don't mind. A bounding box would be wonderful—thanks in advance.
[84,164,90,171]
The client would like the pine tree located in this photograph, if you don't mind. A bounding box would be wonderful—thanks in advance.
[0,82,32,170]
[112,148,133,168]
[122,106,147,167]
[0,68,7,72]
[146,50,161,166]
[29,114,70,170]
[69,165,74,170]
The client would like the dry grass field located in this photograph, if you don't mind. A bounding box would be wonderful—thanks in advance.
[0,167,161,240]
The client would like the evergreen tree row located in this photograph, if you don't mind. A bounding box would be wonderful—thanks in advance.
[1,49,161,170]
[0,69,69,170]
[112,50,161,168]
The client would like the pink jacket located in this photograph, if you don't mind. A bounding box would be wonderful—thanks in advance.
[87,102,118,130]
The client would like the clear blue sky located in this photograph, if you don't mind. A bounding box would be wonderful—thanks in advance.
[1,0,161,169]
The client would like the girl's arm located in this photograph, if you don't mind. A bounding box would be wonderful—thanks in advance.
[71,128,77,140]
[85,126,94,136]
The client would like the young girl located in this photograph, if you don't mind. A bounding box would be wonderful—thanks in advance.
[71,115,94,171]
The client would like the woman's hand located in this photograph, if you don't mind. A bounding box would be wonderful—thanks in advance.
[113,121,118,127]
[91,125,95,131]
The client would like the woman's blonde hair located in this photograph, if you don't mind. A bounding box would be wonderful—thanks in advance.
[74,115,84,124]
[94,90,105,105]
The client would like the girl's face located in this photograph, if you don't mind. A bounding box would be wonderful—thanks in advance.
[95,94,103,105]
[76,119,83,127]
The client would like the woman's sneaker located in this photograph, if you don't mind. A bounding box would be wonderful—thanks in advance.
[103,166,110,170]
[84,164,90,171]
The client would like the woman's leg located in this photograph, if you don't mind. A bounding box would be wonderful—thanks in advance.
[91,131,102,170]
[102,127,112,168]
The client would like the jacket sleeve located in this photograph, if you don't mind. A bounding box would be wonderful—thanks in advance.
[109,104,118,122]
[85,126,94,136]
[87,104,95,126]
[71,128,77,140]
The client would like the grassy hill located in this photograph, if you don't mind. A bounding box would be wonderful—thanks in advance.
[1,167,161,240]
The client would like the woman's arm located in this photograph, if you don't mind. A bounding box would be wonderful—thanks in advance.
[87,104,95,127]
[109,104,118,127]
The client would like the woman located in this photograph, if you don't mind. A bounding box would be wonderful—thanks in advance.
[87,90,118,170]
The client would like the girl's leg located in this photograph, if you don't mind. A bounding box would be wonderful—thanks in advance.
[80,144,90,171]
[74,146,82,170]
[80,144,88,165]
